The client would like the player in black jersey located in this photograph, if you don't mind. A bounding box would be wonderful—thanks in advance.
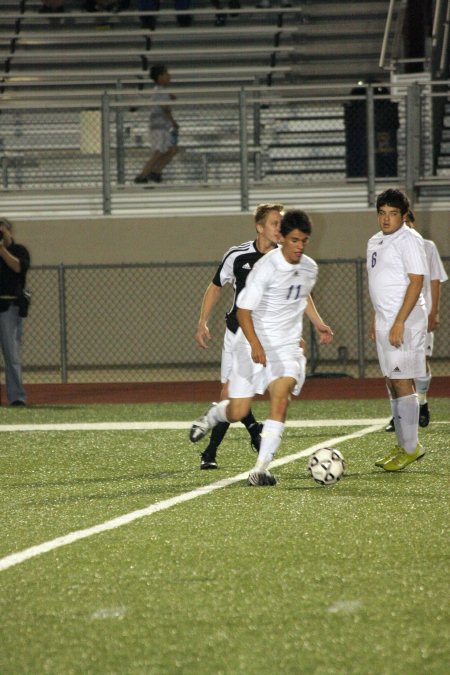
[194,203,283,469]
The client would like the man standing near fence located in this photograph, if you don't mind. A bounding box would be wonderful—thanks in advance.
[0,218,30,406]
[367,189,428,471]
[194,203,283,469]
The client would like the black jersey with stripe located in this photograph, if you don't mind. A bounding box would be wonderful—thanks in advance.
[212,239,265,334]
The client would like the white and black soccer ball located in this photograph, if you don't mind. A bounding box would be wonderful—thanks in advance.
[307,447,346,486]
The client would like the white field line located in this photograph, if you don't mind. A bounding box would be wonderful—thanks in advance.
[0,418,390,432]
[0,422,382,573]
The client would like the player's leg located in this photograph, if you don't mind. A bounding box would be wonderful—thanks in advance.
[415,338,433,427]
[200,381,230,470]
[248,376,294,486]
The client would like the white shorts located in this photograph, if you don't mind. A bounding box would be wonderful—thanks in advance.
[228,342,306,399]
[150,128,177,153]
[375,326,426,379]
[220,327,239,384]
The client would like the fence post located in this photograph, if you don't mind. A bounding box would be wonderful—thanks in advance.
[101,92,112,215]
[405,82,421,204]
[366,84,376,207]
[356,257,366,378]
[57,264,68,384]
[239,88,249,212]
[115,82,126,186]
[253,80,262,182]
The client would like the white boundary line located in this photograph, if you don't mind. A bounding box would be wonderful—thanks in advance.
[0,422,382,573]
[0,418,389,432]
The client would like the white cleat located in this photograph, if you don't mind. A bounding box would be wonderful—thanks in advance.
[189,403,216,443]
[247,469,277,486]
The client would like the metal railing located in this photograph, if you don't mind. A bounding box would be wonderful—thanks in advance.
[1,81,449,212]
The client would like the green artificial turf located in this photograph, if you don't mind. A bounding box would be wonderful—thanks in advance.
[0,399,449,674]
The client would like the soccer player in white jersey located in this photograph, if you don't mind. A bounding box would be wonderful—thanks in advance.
[368,189,429,471]
[385,209,448,432]
[194,203,283,469]
[190,210,334,486]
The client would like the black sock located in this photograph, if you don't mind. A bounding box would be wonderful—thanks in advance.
[202,421,230,460]
[241,410,259,438]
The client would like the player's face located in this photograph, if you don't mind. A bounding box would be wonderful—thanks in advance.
[280,228,310,264]
[377,205,404,235]
[257,210,282,249]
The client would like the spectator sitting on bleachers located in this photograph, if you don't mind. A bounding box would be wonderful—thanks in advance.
[138,0,193,30]
[211,0,241,27]
[39,0,65,12]
[84,0,130,12]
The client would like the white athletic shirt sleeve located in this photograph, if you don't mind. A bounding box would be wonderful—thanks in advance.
[422,239,448,314]
[367,224,428,328]
[237,248,318,350]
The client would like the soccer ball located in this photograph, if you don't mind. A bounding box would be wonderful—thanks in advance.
[307,447,346,486]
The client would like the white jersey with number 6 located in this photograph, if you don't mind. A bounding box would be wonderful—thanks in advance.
[367,223,428,329]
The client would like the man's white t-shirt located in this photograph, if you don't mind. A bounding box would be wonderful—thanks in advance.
[149,86,173,131]
[367,223,428,329]
[236,247,318,351]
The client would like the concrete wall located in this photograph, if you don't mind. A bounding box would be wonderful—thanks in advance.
[10,209,449,265]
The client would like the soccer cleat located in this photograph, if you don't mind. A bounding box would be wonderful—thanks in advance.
[374,446,402,468]
[200,457,218,470]
[419,402,430,428]
[249,422,263,452]
[382,444,425,472]
[189,403,216,443]
[385,418,395,432]
[247,469,277,486]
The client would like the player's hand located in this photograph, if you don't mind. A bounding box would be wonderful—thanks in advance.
[428,311,439,332]
[195,324,211,349]
[389,321,404,348]
[250,341,266,367]
[316,323,333,344]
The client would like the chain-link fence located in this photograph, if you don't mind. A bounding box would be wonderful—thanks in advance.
[1,81,449,209]
[4,258,448,385]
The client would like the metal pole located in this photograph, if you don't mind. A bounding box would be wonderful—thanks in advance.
[239,88,249,212]
[57,263,68,384]
[101,91,112,215]
[115,82,126,186]
[366,84,376,207]
[253,79,262,182]
[356,258,366,378]
[405,82,421,204]
[379,0,396,69]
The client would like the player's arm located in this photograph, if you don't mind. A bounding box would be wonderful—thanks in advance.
[428,279,441,332]
[389,273,423,347]
[236,308,266,367]
[369,311,376,342]
[195,282,222,349]
[305,295,334,344]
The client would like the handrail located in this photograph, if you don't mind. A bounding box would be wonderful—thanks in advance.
[379,0,397,69]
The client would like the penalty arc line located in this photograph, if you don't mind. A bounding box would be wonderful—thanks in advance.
[0,423,382,573]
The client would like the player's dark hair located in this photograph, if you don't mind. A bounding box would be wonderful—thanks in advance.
[376,188,410,215]
[150,63,167,83]
[280,209,312,236]
[407,209,415,222]
[0,217,13,230]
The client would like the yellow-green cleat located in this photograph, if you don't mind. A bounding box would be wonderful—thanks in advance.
[374,446,402,468]
[382,444,425,472]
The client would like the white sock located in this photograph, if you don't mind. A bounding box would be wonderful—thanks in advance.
[390,398,404,449]
[396,394,419,454]
[208,399,230,425]
[415,370,431,405]
[253,419,284,472]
